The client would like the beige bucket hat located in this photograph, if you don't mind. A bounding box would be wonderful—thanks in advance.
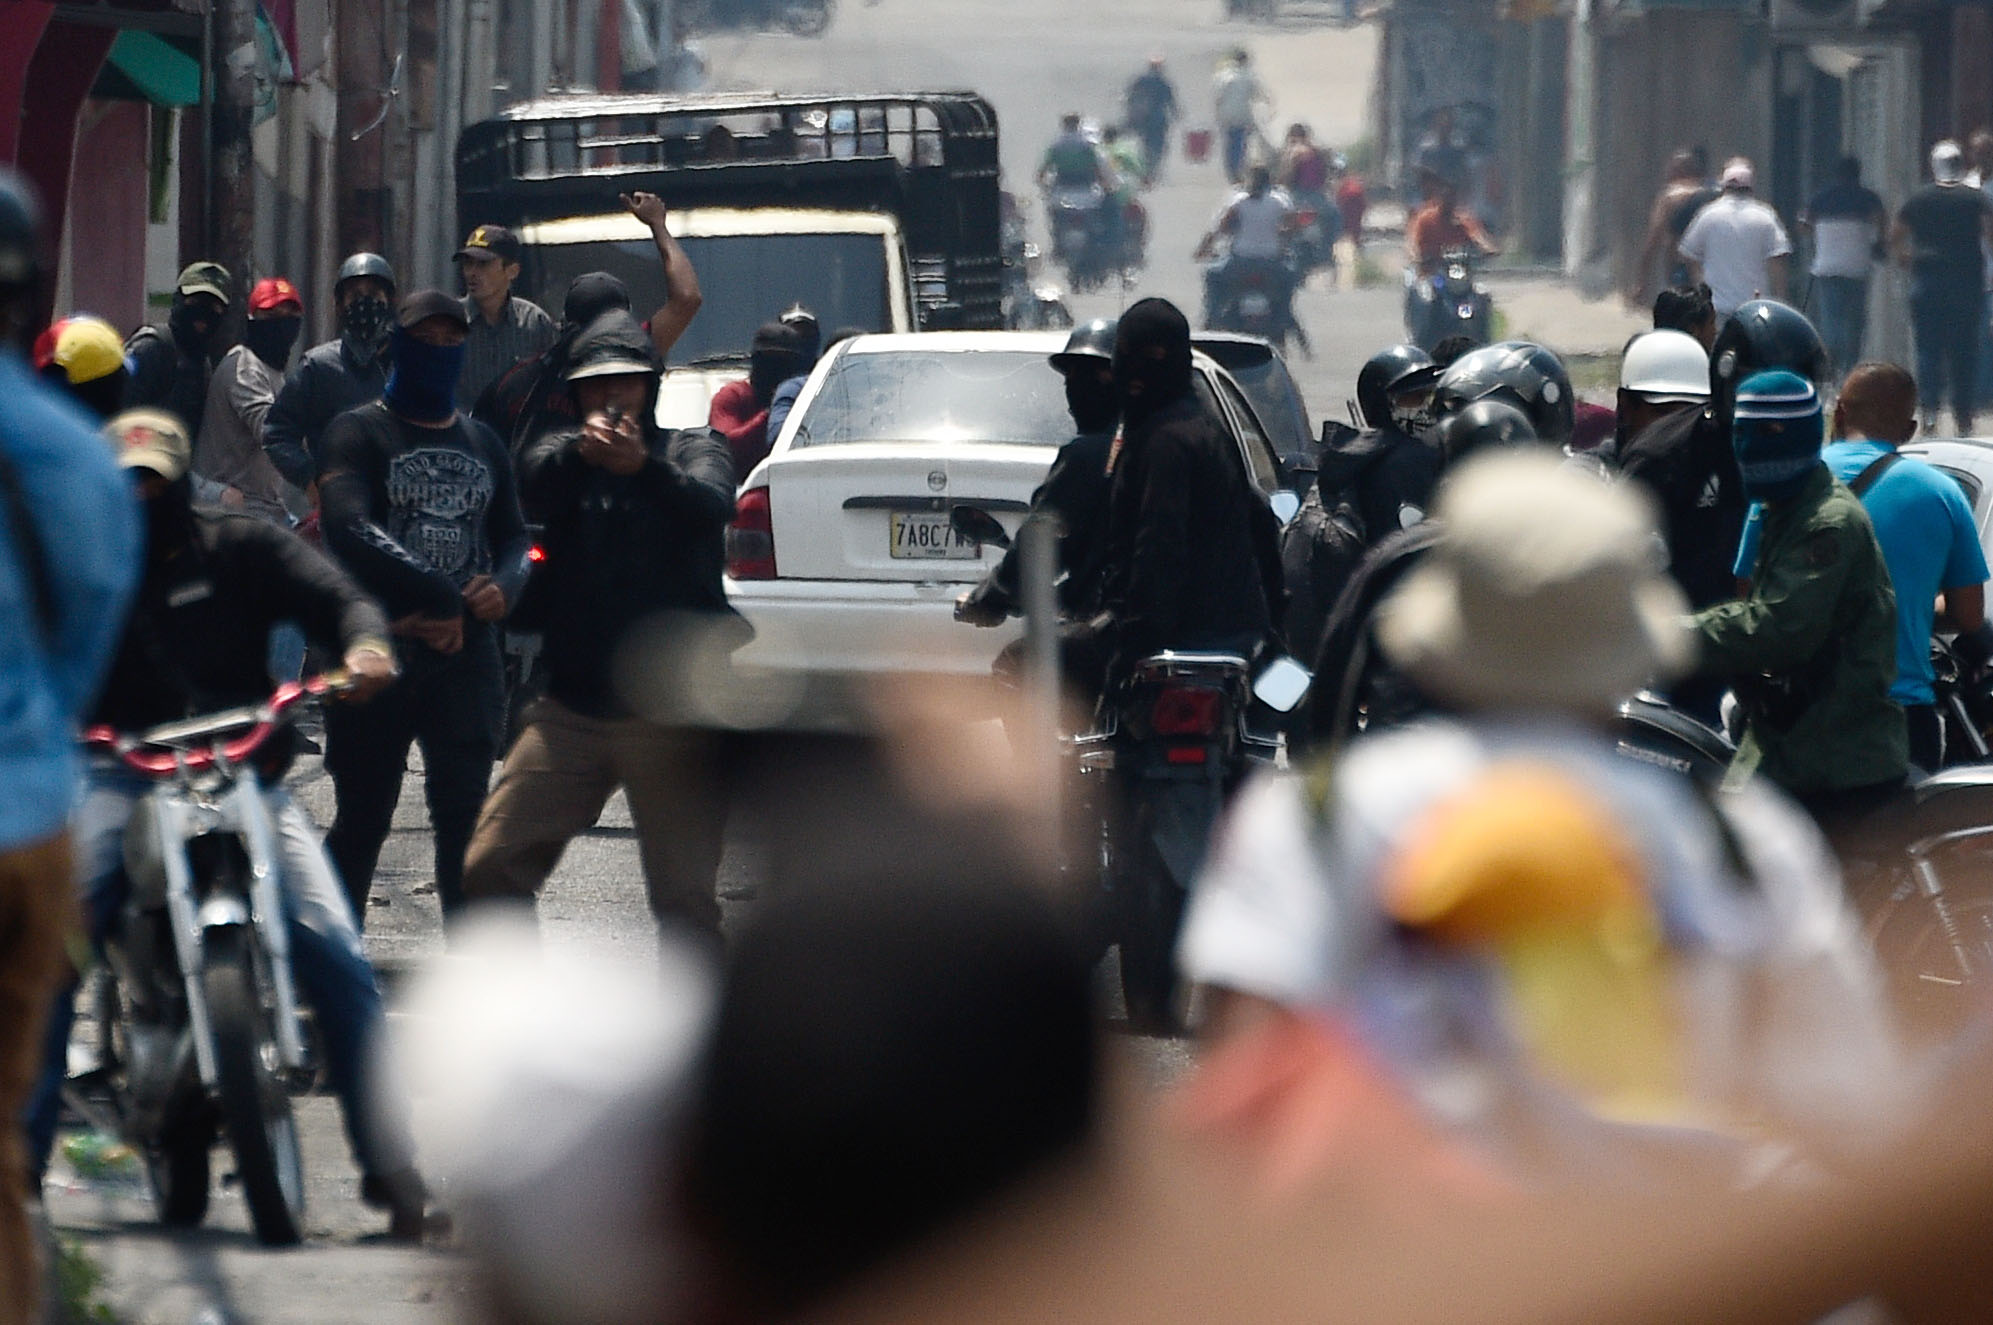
[1376,451,1694,715]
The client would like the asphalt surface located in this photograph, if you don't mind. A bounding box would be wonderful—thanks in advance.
[35,6,1644,1320]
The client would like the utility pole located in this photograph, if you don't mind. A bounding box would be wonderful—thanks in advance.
[213,0,260,340]
[336,0,391,257]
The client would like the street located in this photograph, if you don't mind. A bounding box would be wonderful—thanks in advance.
[37,3,1647,1319]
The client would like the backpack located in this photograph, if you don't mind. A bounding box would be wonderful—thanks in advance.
[1280,422,1384,666]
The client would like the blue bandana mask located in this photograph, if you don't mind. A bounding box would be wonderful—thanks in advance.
[383,325,465,424]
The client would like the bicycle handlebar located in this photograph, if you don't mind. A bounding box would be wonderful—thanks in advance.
[81,674,354,777]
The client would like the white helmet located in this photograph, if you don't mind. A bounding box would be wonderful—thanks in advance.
[1619,330,1710,404]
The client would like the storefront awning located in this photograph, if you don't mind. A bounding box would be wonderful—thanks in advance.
[101,27,199,107]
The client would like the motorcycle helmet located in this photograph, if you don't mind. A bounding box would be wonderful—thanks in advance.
[334,251,398,299]
[1431,340,1574,450]
[1049,318,1117,372]
[1435,398,1537,465]
[1618,329,1709,403]
[1355,344,1439,432]
[1709,299,1828,423]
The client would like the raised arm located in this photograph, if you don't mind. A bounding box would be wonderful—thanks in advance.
[623,191,703,362]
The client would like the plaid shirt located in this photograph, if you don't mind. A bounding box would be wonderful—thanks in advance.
[459,294,557,409]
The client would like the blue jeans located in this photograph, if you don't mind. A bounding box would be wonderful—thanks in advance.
[1813,274,1868,382]
[25,772,413,1184]
[1911,273,1982,431]
[1222,126,1251,183]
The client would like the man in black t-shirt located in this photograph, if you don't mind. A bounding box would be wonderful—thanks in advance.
[317,291,531,925]
[1893,140,1993,432]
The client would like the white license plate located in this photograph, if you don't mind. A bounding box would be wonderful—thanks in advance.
[1238,292,1272,316]
[889,510,980,559]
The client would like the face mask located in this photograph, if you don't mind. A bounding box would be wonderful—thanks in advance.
[168,299,218,357]
[748,352,800,406]
[341,296,393,362]
[142,478,195,563]
[72,370,127,421]
[1064,370,1119,434]
[382,325,466,424]
[1112,299,1194,429]
[244,316,302,371]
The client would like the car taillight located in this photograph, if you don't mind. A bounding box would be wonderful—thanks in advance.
[1151,686,1223,737]
[1294,208,1318,225]
[727,487,777,580]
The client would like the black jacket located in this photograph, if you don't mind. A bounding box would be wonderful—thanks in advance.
[1301,520,1445,749]
[519,420,738,718]
[1616,405,1745,611]
[262,338,390,488]
[92,509,389,734]
[125,327,215,442]
[1086,394,1279,680]
[963,429,1114,620]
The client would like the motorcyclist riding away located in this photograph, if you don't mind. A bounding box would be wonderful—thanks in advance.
[1039,113,1111,192]
[1066,299,1282,692]
[1407,172,1497,278]
[957,319,1120,626]
[26,409,440,1238]
[1198,165,1296,329]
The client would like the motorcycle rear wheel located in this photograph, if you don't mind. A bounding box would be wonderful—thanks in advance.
[203,927,306,1246]
[1863,856,1993,1036]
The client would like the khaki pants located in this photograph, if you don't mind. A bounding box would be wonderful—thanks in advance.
[463,699,728,934]
[0,834,73,1325]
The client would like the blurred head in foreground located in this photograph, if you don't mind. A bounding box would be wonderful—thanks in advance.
[684,874,1099,1317]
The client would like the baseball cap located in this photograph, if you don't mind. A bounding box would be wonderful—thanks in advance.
[1932,140,1966,184]
[396,289,472,331]
[35,315,129,385]
[564,308,657,382]
[1719,158,1755,191]
[455,224,523,265]
[175,261,232,304]
[248,277,304,314]
[106,408,193,482]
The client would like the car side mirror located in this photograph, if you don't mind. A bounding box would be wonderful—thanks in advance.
[950,504,1011,549]
[1269,490,1301,526]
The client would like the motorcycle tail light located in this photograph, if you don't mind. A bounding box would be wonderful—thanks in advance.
[1151,686,1224,736]
[527,544,547,564]
[1165,746,1209,765]
[727,487,777,580]
[1295,209,1318,225]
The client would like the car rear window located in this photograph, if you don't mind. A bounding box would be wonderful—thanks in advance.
[793,350,1072,447]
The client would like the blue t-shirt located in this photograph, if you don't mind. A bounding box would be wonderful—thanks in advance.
[1823,439,1988,705]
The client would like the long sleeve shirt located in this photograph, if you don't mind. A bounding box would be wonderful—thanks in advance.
[195,345,297,522]
[0,353,141,848]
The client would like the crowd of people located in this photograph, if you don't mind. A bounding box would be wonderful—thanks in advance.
[13,70,1993,1323]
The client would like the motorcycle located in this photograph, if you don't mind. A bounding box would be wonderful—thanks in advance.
[1046,182,1114,293]
[1207,255,1301,352]
[948,506,1309,1034]
[679,0,833,36]
[1286,189,1337,280]
[1404,248,1492,351]
[74,678,343,1246]
[1001,194,1074,331]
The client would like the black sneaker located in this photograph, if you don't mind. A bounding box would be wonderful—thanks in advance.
[361,1168,451,1242]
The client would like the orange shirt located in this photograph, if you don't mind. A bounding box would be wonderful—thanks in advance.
[1408,203,1491,266]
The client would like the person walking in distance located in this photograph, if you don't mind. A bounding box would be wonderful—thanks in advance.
[0,169,139,1325]
[317,292,531,924]
[455,224,558,407]
[1679,158,1792,320]
[1629,149,1718,307]
[1799,157,1886,380]
[1891,141,1993,434]
[1124,54,1179,184]
[461,308,737,938]
[1211,48,1269,186]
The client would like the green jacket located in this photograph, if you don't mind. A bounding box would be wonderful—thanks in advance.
[1693,464,1907,795]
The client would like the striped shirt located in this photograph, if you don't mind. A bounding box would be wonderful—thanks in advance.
[459,295,557,409]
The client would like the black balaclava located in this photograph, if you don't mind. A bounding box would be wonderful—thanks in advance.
[143,475,197,564]
[748,321,806,406]
[167,294,221,359]
[244,316,302,371]
[562,272,632,331]
[1112,297,1193,430]
[1061,364,1119,434]
[340,291,394,364]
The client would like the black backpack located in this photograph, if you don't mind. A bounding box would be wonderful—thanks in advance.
[1280,422,1386,665]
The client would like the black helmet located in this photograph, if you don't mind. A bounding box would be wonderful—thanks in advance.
[1710,299,1827,421]
[334,251,397,298]
[1435,398,1538,464]
[1431,340,1574,449]
[0,168,40,288]
[1050,318,1117,372]
[1355,344,1438,430]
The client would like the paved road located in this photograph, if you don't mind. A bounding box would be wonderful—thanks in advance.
[39,5,1645,1319]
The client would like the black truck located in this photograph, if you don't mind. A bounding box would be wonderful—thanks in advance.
[456,90,1004,359]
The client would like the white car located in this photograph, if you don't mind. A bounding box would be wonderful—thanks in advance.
[719,330,1293,731]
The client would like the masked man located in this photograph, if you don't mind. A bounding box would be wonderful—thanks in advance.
[125,262,232,442]
[708,320,809,476]
[262,253,398,490]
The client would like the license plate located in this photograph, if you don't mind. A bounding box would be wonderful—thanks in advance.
[889,510,980,559]
[1238,292,1272,316]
